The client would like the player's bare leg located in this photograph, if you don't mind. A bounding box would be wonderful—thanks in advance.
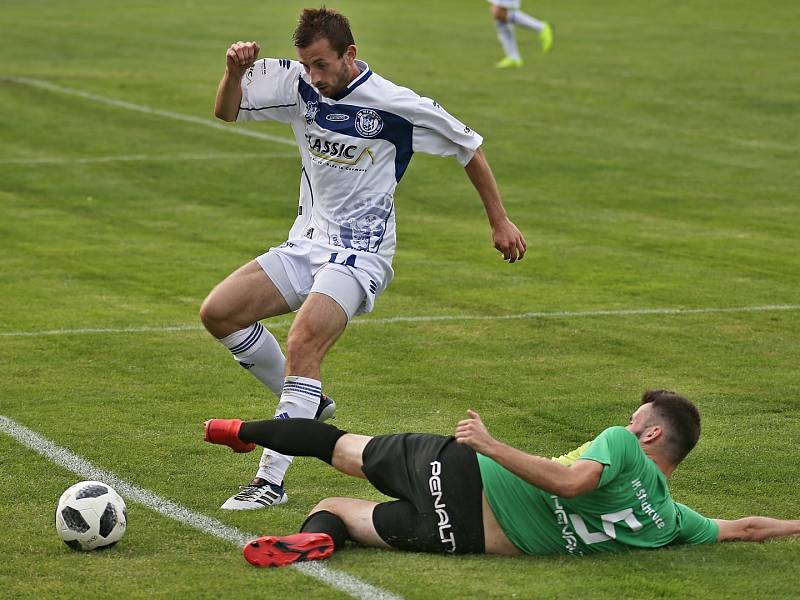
[221,293,349,509]
[199,260,292,397]
[310,497,391,548]
[201,265,338,509]
[200,260,291,338]
[284,292,349,380]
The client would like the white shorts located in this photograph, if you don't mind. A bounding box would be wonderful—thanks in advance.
[256,239,394,321]
[487,0,521,8]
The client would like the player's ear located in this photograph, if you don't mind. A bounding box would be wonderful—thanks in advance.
[344,44,357,64]
[641,425,662,443]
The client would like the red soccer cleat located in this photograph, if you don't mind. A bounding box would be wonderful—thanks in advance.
[203,419,256,453]
[243,533,334,567]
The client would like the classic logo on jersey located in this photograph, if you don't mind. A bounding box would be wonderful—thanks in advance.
[305,134,375,166]
[354,109,383,137]
[326,113,350,122]
[304,100,319,124]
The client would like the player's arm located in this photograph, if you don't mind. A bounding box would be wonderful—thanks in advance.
[454,410,603,498]
[215,41,261,121]
[463,148,527,263]
[714,517,800,543]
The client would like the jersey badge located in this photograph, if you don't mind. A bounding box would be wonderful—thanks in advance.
[355,109,383,137]
[304,100,319,125]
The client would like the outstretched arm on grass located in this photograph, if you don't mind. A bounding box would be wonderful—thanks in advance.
[715,517,800,542]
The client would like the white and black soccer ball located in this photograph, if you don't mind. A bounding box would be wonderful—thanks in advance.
[55,481,127,551]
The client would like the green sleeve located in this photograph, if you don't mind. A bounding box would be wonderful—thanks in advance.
[576,426,632,487]
[672,502,720,545]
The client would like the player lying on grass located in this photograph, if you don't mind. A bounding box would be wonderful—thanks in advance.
[204,390,800,566]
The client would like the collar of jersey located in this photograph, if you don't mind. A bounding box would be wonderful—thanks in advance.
[329,59,372,101]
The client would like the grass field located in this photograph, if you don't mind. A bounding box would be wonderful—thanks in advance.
[2,0,799,598]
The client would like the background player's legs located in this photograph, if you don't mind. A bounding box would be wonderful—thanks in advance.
[491,5,522,66]
[508,9,553,54]
[508,9,546,33]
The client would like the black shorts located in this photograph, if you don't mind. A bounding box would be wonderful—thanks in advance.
[362,433,485,554]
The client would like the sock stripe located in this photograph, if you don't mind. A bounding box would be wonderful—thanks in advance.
[283,381,322,392]
[284,382,322,394]
[283,382,322,398]
[228,322,264,355]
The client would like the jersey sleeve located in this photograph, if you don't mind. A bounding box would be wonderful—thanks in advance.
[576,426,634,488]
[237,58,302,123]
[551,440,593,466]
[671,502,720,545]
[411,97,483,166]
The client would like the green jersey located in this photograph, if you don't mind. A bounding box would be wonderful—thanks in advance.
[478,426,719,555]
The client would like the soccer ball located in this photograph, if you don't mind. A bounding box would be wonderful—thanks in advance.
[55,480,127,551]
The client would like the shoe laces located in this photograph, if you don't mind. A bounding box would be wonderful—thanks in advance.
[235,481,281,499]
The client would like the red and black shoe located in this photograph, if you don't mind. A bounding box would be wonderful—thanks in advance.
[243,532,334,567]
[203,419,256,453]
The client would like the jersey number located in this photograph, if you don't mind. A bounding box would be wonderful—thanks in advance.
[329,252,357,268]
[570,508,643,545]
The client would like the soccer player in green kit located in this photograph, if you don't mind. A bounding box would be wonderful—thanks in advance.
[203,390,800,566]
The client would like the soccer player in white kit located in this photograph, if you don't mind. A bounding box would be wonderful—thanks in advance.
[489,1,554,68]
[201,8,527,510]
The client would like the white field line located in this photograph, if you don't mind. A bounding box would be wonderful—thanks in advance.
[1,304,798,338]
[3,77,296,147]
[0,153,296,165]
[0,415,402,600]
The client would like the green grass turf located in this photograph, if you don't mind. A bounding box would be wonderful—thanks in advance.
[1,0,799,597]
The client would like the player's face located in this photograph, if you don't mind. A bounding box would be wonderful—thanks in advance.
[626,404,654,438]
[297,38,357,97]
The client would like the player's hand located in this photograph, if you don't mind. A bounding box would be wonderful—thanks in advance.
[491,218,527,263]
[226,41,261,78]
[455,409,497,454]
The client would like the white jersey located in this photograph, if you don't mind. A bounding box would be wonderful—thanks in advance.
[237,58,483,269]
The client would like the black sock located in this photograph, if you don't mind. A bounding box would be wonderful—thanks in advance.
[238,418,347,464]
[300,510,350,550]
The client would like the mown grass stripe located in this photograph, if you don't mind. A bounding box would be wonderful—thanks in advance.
[3,77,296,147]
[1,304,798,338]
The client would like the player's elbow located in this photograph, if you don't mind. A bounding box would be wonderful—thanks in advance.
[558,472,598,499]
[215,108,236,122]
[557,478,585,499]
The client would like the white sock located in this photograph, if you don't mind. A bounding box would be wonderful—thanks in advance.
[509,10,546,32]
[495,20,521,60]
[219,323,285,397]
[256,376,322,485]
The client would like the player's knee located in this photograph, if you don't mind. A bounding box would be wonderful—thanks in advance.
[199,295,230,336]
[310,498,338,515]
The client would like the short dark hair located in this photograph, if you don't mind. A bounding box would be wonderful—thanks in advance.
[641,389,701,466]
[293,7,355,56]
